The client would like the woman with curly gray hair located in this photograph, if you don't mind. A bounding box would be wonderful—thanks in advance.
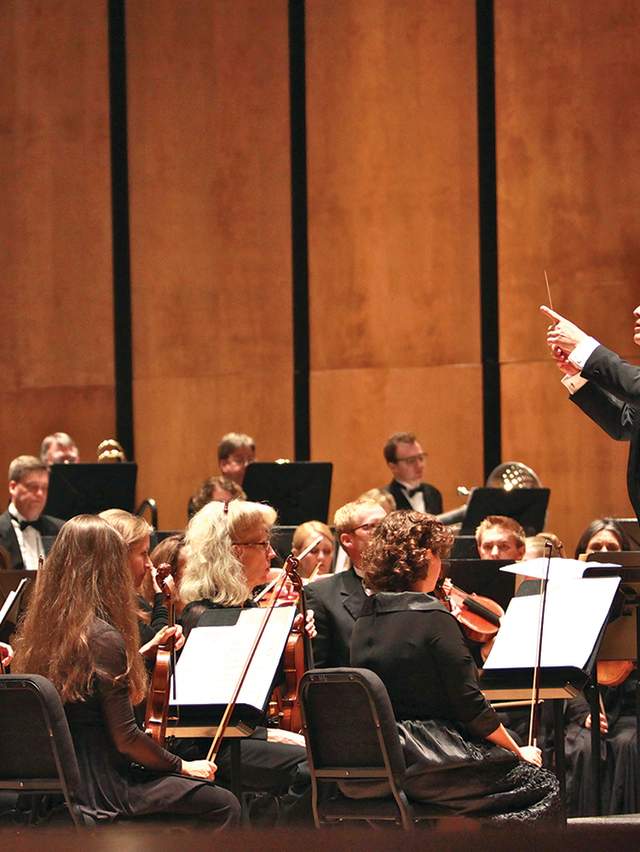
[349,511,560,822]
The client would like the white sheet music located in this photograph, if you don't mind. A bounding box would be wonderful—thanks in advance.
[484,576,620,670]
[500,557,621,581]
[169,606,296,710]
[0,578,29,626]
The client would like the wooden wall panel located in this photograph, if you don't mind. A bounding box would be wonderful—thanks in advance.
[496,0,640,551]
[0,0,115,474]
[127,0,293,529]
[306,0,483,514]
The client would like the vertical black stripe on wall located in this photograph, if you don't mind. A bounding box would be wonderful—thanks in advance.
[108,0,134,460]
[476,0,501,479]
[289,0,311,461]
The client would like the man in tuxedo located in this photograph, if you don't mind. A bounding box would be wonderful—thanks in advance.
[383,431,443,515]
[542,303,640,523]
[305,498,386,668]
[0,456,64,570]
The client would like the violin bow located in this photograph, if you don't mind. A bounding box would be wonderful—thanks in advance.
[527,539,553,747]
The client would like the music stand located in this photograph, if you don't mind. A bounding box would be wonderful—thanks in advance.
[44,463,137,520]
[242,462,332,525]
[459,487,550,536]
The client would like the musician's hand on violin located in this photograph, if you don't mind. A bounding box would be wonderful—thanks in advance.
[540,305,589,356]
[585,712,608,734]
[518,746,542,767]
[181,759,217,781]
[267,728,306,748]
[441,577,453,595]
[293,609,317,639]
[139,625,185,659]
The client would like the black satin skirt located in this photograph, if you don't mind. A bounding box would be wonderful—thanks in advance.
[342,718,560,822]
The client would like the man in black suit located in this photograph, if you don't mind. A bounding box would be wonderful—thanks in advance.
[542,303,640,523]
[0,455,64,570]
[305,498,386,668]
[383,431,443,515]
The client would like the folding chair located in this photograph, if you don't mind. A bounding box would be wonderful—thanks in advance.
[300,667,451,829]
[0,674,85,827]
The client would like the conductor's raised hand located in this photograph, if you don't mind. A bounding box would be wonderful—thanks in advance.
[540,305,589,355]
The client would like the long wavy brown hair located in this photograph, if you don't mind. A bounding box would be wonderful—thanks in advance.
[362,511,454,593]
[12,515,147,704]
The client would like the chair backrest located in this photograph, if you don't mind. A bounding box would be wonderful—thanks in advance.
[299,667,406,786]
[0,674,83,818]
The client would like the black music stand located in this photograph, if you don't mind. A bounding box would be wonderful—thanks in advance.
[242,462,332,525]
[459,487,550,536]
[44,463,137,520]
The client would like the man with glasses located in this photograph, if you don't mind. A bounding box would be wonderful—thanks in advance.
[383,432,443,515]
[0,455,64,570]
[305,499,386,668]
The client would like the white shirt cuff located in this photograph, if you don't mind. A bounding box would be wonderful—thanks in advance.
[561,374,588,395]
[568,337,600,370]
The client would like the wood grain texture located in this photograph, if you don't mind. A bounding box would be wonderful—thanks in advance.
[306,0,483,514]
[126,0,293,528]
[495,1,640,549]
[0,0,115,473]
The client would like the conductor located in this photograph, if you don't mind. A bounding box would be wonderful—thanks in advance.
[541,303,640,523]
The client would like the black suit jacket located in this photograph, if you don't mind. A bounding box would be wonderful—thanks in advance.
[572,344,640,522]
[0,510,64,570]
[304,567,367,668]
[386,479,443,515]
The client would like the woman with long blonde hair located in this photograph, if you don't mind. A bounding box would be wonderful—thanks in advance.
[13,515,239,826]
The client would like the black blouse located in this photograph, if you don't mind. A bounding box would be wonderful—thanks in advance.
[350,592,499,739]
[64,618,182,773]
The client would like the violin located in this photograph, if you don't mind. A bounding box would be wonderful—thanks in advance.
[435,579,504,644]
[144,563,178,744]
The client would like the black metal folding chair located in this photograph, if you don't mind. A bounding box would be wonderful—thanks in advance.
[300,667,452,829]
[0,674,85,827]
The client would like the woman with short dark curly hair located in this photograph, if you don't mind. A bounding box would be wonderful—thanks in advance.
[349,511,560,821]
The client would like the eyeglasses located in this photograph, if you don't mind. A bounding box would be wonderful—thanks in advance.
[394,453,426,465]
[232,540,272,552]
[350,521,381,534]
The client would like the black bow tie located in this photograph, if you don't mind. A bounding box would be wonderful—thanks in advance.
[17,517,44,533]
[406,486,422,498]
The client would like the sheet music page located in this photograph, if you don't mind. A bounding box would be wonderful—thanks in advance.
[484,576,620,670]
[170,606,296,710]
[0,590,17,625]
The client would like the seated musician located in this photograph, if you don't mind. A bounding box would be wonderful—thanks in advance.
[217,432,256,486]
[349,511,560,821]
[563,516,634,816]
[99,509,180,657]
[0,455,64,570]
[39,431,80,465]
[178,500,313,823]
[150,534,187,617]
[574,517,630,559]
[188,475,246,519]
[305,498,386,668]
[475,515,526,563]
[291,521,335,579]
[12,515,239,826]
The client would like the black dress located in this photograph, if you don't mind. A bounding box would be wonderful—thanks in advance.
[564,673,638,815]
[64,618,239,826]
[350,592,560,821]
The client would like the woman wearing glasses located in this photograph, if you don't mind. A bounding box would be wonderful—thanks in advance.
[349,511,560,821]
[178,500,312,823]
